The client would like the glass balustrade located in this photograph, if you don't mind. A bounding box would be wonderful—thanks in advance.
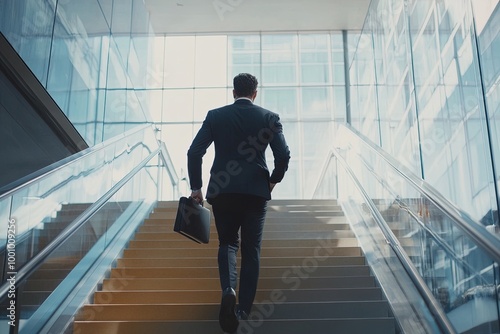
[0,124,178,332]
[315,124,500,333]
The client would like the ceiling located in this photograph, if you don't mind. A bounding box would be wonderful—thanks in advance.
[143,0,371,34]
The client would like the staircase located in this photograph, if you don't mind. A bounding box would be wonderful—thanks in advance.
[73,200,397,333]
[17,203,128,317]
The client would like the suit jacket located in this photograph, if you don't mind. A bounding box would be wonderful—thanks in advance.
[187,99,290,200]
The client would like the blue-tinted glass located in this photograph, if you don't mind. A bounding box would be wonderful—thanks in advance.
[262,34,298,85]
[261,88,298,120]
[301,87,331,119]
[0,0,54,85]
[477,3,500,203]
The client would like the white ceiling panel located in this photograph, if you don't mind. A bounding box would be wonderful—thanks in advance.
[143,0,370,34]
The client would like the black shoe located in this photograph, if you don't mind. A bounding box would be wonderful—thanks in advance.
[219,288,238,333]
[237,309,249,321]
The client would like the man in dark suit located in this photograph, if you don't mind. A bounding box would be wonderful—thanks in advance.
[187,73,290,333]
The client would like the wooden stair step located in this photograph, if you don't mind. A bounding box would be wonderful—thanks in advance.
[127,238,358,249]
[116,256,366,268]
[93,287,384,304]
[72,200,397,334]
[146,211,346,219]
[138,223,351,233]
[101,276,376,291]
[109,265,371,278]
[121,246,362,258]
[73,318,395,334]
[76,301,390,321]
[133,230,356,240]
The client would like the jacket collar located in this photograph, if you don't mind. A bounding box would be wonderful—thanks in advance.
[234,97,254,105]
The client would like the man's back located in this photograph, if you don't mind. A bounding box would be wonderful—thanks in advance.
[188,99,289,200]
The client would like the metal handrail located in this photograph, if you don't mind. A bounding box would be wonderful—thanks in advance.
[332,146,457,334]
[0,124,152,201]
[394,198,490,286]
[354,150,491,286]
[0,147,160,299]
[312,151,335,198]
[159,140,179,187]
[339,123,500,263]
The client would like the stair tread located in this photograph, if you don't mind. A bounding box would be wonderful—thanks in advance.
[92,287,384,304]
[116,256,366,267]
[73,201,396,334]
[76,300,390,321]
[74,318,395,334]
[101,276,376,291]
[109,265,371,278]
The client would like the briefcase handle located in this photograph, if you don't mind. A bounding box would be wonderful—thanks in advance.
[189,196,204,207]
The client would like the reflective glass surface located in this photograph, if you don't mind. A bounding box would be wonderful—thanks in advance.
[350,0,499,232]
[0,0,349,200]
[0,123,179,332]
[0,0,152,147]
[326,124,500,333]
[2,0,498,208]
[0,125,159,280]
[475,1,500,221]
[150,32,347,199]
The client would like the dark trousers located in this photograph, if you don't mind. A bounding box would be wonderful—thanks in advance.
[210,193,268,314]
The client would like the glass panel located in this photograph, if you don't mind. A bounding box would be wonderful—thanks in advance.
[161,124,198,186]
[195,36,228,87]
[164,36,196,88]
[261,87,298,120]
[0,122,179,332]
[301,122,333,197]
[332,124,500,333]
[0,0,55,85]
[262,34,298,85]
[163,89,194,123]
[476,2,500,218]
[351,0,498,231]
[301,87,332,119]
[299,34,330,84]
[4,166,156,331]
[146,36,166,89]
[193,88,228,122]
[409,0,497,223]
[228,35,261,83]
[0,125,158,276]
[333,159,443,333]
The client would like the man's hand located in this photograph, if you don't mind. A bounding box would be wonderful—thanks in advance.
[191,189,204,204]
[269,183,276,192]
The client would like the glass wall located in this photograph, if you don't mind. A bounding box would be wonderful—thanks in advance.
[2,0,498,206]
[0,0,153,147]
[475,1,500,227]
[0,0,348,199]
[153,33,347,199]
[350,0,500,227]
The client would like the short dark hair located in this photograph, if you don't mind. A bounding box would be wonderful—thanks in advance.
[233,73,258,98]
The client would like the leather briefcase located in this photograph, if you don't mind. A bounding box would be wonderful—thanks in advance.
[173,196,210,244]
